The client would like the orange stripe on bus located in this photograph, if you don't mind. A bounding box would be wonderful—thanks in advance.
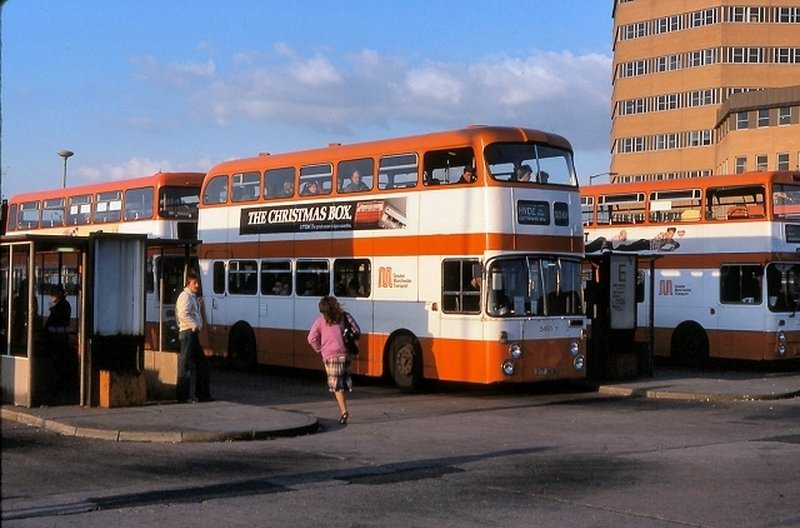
[199,233,584,259]
[636,252,799,269]
[204,325,586,384]
[635,327,800,360]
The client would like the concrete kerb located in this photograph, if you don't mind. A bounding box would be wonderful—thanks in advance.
[595,384,800,402]
[2,406,320,443]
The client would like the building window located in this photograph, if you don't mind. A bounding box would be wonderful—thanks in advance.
[756,155,768,171]
[779,107,791,125]
[736,112,749,129]
[729,6,746,22]
[776,7,800,23]
[777,153,790,171]
[757,109,770,127]
[735,156,747,174]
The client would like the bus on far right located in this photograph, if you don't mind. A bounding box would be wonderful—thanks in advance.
[582,170,800,365]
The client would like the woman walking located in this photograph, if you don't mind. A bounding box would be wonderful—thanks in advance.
[307,296,360,424]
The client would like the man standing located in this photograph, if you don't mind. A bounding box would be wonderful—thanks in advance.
[176,272,212,403]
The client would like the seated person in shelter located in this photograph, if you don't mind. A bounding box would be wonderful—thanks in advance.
[343,169,369,192]
[537,170,550,183]
[515,164,533,182]
[458,166,477,184]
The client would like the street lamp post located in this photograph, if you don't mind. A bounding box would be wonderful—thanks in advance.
[588,171,618,185]
[57,150,74,188]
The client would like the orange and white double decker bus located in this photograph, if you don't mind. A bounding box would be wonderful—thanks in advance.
[5,171,203,240]
[197,126,588,388]
[582,171,800,365]
[3,171,205,350]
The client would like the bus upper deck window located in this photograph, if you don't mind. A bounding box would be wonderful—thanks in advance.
[231,171,261,202]
[378,154,418,190]
[42,198,66,227]
[265,167,295,199]
[19,201,40,229]
[68,195,93,225]
[203,175,229,205]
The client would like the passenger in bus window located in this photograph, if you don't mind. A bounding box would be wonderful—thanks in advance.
[303,279,319,296]
[515,164,533,182]
[537,170,550,184]
[343,170,369,192]
[278,179,293,197]
[301,181,321,195]
[458,166,477,184]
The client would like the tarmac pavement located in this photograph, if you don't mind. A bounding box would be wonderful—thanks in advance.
[2,366,798,443]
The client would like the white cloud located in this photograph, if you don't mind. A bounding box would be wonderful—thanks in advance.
[406,67,463,103]
[136,46,612,149]
[133,55,216,86]
[290,55,342,86]
[76,157,173,183]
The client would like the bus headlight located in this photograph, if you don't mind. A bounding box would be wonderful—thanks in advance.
[777,331,786,357]
[509,343,523,359]
[569,341,580,357]
[502,359,515,376]
[573,355,586,371]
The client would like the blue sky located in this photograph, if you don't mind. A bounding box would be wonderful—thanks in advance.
[1,0,614,199]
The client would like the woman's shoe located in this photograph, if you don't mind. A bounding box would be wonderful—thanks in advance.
[338,411,349,425]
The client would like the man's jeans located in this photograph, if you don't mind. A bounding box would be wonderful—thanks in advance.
[177,329,211,402]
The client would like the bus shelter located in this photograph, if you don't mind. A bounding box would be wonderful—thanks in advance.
[0,233,191,408]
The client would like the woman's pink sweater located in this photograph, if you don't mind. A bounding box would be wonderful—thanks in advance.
[307,315,346,360]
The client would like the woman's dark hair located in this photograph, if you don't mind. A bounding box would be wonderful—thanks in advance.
[318,295,343,325]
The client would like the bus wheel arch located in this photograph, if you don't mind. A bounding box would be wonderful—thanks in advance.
[384,330,423,391]
[670,321,709,367]
[228,321,257,370]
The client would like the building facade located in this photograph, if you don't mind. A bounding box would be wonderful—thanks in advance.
[611,0,800,183]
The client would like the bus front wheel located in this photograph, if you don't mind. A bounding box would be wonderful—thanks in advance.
[229,323,257,370]
[671,322,708,368]
[389,333,422,390]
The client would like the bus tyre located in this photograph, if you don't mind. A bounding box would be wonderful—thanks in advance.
[389,333,422,391]
[229,323,257,370]
[671,322,708,368]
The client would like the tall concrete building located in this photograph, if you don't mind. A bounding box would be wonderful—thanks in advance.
[610,0,800,183]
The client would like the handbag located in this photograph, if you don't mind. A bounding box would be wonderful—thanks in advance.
[342,313,360,356]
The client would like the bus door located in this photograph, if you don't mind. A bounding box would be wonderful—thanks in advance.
[206,259,230,355]
[716,263,764,358]
[258,259,294,368]
[294,258,332,369]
